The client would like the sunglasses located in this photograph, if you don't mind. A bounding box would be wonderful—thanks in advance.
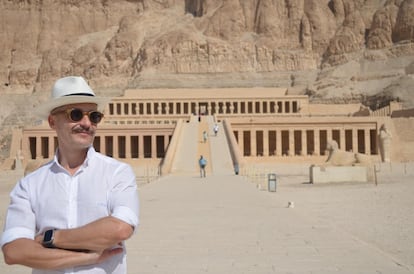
[53,108,104,124]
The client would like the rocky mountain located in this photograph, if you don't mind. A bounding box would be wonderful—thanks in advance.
[0,0,413,131]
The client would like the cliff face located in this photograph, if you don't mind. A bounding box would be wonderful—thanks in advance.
[0,0,414,121]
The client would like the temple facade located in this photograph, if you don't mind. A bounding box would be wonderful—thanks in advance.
[5,87,411,173]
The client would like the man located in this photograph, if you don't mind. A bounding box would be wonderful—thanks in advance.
[1,76,139,273]
[202,131,208,143]
[213,123,219,136]
[198,155,207,178]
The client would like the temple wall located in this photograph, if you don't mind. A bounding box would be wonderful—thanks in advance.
[390,118,414,162]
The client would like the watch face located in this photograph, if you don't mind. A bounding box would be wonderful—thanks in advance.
[44,229,54,242]
[42,229,56,248]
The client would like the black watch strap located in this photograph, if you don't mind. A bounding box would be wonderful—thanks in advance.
[42,229,56,248]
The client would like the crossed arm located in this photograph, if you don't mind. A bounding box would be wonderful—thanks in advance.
[2,216,134,270]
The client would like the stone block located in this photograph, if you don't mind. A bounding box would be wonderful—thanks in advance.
[310,165,368,183]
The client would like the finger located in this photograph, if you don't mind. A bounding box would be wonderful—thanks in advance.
[109,247,123,255]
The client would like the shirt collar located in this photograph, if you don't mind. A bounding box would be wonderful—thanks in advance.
[52,146,96,174]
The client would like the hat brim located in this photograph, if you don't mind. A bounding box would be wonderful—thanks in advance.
[35,96,110,120]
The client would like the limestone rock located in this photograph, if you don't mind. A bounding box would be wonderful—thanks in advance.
[0,0,413,128]
[393,0,414,42]
[367,2,399,49]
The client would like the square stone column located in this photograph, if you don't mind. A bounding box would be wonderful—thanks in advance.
[36,137,42,159]
[172,102,176,114]
[134,103,140,115]
[251,130,257,156]
[340,129,346,150]
[157,103,162,115]
[113,135,119,158]
[276,130,282,156]
[364,129,371,155]
[263,129,269,156]
[352,129,358,153]
[165,103,170,115]
[125,135,131,159]
[314,130,320,156]
[301,130,307,156]
[289,129,294,156]
[100,136,106,155]
[143,103,147,115]
[138,135,144,158]
[151,135,157,158]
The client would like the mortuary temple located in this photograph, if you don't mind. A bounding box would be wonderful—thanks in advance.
[3,88,413,174]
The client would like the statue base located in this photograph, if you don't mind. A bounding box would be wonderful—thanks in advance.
[310,165,368,184]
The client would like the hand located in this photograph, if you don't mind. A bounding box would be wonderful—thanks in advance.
[89,247,124,264]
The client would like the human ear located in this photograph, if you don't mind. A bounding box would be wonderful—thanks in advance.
[48,115,56,129]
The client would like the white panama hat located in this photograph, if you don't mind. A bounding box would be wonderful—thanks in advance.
[36,76,109,119]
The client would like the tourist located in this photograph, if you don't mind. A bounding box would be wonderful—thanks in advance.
[1,76,139,273]
[203,131,208,143]
[199,155,207,177]
[213,123,219,136]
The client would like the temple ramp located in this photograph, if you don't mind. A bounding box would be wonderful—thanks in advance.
[170,117,199,175]
[205,117,234,176]
[169,115,234,176]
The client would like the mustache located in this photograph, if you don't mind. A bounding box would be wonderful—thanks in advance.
[72,125,95,135]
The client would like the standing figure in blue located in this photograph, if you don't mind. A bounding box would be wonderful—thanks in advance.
[199,155,207,178]
[1,76,139,274]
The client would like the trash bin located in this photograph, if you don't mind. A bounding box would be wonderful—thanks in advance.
[268,173,277,192]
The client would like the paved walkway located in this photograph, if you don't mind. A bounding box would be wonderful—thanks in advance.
[125,174,413,274]
[1,171,413,273]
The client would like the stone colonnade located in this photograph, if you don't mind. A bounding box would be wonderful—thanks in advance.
[22,127,173,161]
[233,124,378,157]
[109,98,302,117]
[22,121,380,161]
[92,132,172,159]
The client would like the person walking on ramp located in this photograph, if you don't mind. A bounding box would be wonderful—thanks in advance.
[202,130,208,143]
[199,155,207,178]
[213,124,219,136]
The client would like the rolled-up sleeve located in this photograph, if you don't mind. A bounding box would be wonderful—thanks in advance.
[1,180,36,247]
[109,164,139,230]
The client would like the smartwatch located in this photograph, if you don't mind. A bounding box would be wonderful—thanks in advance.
[42,229,56,248]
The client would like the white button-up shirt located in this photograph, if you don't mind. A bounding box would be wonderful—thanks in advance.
[1,147,139,274]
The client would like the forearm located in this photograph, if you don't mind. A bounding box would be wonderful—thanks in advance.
[53,216,134,252]
[2,238,104,270]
